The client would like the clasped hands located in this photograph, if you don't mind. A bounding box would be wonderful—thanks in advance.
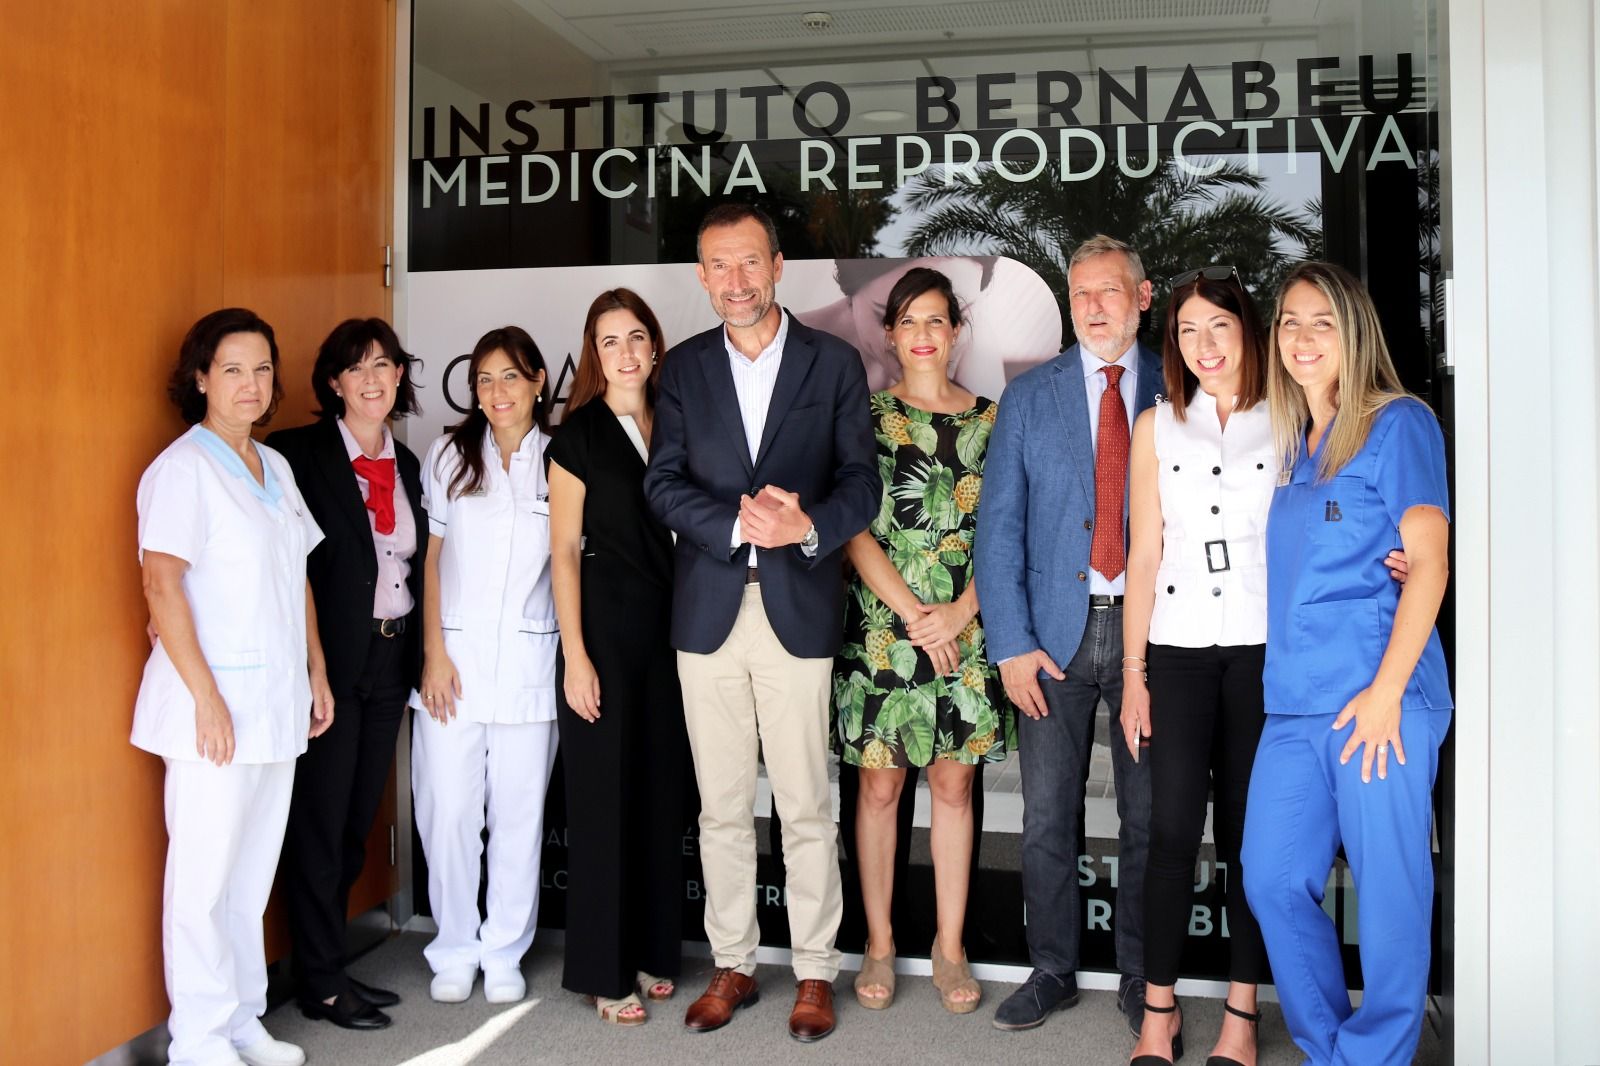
[740,485,812,549]
[900,599,975,677]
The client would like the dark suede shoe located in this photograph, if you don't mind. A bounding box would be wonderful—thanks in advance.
[349,978,400,1008]
[1119,974,1148,1037]
[992,970,1079,1031]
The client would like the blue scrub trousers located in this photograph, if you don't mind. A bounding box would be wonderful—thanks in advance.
[1241,706,1450,1066]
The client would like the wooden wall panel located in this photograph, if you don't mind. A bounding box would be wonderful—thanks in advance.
[0,3,393,1062]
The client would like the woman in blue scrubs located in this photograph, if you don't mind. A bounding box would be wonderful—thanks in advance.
[1242,262,1452,1066]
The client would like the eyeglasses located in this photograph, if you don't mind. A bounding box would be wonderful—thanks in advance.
[1171,265,1240,289]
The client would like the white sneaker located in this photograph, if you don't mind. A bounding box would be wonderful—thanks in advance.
[431,966,478,1003]
[483,968,527,1004]
[236,1036,306,1066]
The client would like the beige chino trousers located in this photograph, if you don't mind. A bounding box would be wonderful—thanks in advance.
[677,583,842,982]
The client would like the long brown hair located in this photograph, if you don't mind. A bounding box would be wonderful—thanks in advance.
[565,289,667,415]
[1266,262,1411,481]
[441,326,549,500]
[1161,273,1267,420]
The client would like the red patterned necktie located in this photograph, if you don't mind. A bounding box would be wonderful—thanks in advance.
[351,455,397,535]
[1090,364,1129,579]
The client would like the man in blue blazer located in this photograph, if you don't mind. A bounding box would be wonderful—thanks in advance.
[644,204,878,1042]
[975,235,1161,1036]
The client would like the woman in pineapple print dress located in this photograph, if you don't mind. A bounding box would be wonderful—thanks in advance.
[834,266,1014,1018]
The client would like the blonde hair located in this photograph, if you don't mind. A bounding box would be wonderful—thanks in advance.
[1266,262,1413,481]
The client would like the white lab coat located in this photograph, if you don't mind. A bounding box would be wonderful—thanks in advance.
[130,425,320,1066]
[410,429,558,723]
[132,425,323,762]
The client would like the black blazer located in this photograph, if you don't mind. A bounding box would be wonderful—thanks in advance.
[265,419,428,697]
[643,314,879,658]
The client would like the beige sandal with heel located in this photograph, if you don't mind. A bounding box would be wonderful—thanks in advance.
[636,971,674,1001]
[930,935,981,1015]
[586,992,647,1026]
[854,944,897,1009]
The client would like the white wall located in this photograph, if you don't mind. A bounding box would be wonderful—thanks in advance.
[1444,0,1600,1061]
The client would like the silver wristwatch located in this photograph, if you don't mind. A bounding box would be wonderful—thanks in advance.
[800,524,819,551]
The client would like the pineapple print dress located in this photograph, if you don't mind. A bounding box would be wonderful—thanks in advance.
[834,392,1016,768]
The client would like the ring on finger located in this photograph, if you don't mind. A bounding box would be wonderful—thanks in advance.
[1377,743,1389,754]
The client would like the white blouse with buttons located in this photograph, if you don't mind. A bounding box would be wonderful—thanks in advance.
[1149,390,1275,648]
[411,429,558,724]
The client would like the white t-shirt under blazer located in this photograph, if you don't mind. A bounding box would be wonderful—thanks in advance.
[131,425,324,763]
[1149,390,1275,648]
[411,429,558,724]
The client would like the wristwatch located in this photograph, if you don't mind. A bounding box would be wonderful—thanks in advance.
[800,524,819,551]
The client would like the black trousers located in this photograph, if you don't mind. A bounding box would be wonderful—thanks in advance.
[283,633,407,1001]
[556,640,692,999]
[1142,642,1270,986]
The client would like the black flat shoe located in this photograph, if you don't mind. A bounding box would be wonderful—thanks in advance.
[1204,1002,1262,1066]
[350,977,402,1008]
[1130,999,1183,1064]
[300,991,392,1030]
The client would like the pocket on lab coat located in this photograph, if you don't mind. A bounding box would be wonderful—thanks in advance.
[208,649,267,720]
[515,617,559,692]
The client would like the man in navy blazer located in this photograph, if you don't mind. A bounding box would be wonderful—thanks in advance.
[644,204,878,1042]
[975,235,1160,1036]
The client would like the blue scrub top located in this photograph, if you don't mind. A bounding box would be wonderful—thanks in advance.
[1263,397,1453,716]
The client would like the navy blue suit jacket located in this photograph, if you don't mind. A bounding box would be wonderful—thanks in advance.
[974,342,1163,673]
[644,314,879,658]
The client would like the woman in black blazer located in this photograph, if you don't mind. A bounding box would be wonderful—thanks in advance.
[265,318,428,1031]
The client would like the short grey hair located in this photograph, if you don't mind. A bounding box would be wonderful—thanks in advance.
[1068,234,1146,286]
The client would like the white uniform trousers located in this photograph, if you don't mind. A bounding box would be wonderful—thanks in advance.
[162,757,294,1066]
[412,714,559,975]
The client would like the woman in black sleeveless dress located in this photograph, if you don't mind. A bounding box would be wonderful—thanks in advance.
[547,288,690,1025]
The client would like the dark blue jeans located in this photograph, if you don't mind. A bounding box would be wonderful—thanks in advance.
[1017,605,1150,977]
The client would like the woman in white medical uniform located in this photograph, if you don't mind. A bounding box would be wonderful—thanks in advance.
[412,325,560,1005]
[134,308,334,1066]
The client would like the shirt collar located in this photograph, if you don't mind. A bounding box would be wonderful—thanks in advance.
[484,425,544,463]
[335,417,394,463]
[724,307,790,367]
[1081,342,1139,381]
[192,425,284,504]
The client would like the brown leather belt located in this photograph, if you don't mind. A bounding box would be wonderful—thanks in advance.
[745,567,761,585]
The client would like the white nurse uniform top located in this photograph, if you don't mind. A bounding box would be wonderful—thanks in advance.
[410,429,558,723]
[131,425,324,763]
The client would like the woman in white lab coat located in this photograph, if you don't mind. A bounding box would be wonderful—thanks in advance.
[412,325,560,1006]
[134,308,335,1066]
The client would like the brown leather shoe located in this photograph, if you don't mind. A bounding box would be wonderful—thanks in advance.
[788,979,836,1042]
[683,968,760,1033]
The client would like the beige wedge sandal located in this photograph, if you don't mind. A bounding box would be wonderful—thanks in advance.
[853,944,897,1009]
[636,971,675,1001]
[930,935,982,1015]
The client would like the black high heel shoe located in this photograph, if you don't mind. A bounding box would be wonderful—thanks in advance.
[1204,1002,1262,1066]
[1130,999,1183,1064]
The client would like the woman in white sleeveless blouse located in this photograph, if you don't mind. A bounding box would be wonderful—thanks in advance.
[1120,267,1274,1066]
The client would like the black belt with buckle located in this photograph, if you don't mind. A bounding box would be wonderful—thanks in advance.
[1088,594,1124,609]
[745,566,761,585]
[372,617,406,638]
